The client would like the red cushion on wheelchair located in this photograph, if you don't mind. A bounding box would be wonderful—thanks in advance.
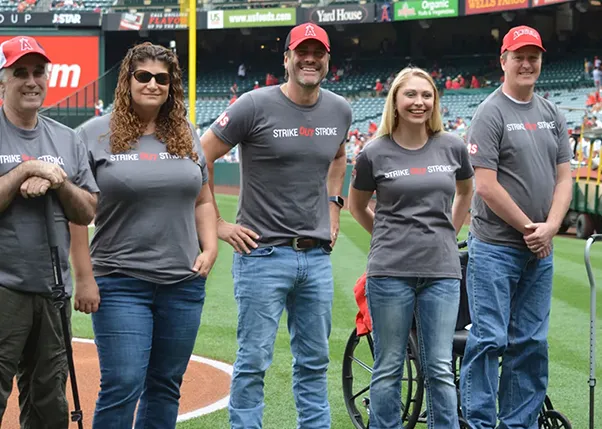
[354,273,372,335]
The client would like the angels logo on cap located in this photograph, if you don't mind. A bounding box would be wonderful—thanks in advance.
[19,37,34,52]
[304,24,317,37]
[285,22,330,52]
[0,36,51,70]
[500,25,545,54]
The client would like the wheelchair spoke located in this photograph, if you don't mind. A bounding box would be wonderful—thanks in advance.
[350,356,373,373]
[350,385,371,402]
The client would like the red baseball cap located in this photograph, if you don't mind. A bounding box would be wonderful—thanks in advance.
[285,23,330,52]
[0,36,51,69]
[501,26,545,54]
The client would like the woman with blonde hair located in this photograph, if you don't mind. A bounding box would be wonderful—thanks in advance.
[69,42,218,429]
[348,66,474,428]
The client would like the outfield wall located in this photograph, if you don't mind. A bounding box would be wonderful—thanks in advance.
[214,163,355,197]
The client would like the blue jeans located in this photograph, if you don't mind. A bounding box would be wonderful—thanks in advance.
[228,245,334,429]
[460,236,554,429]
[366,276,460,429]
[91,275,206,429]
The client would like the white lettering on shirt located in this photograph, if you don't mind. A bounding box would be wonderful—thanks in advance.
[272,127,339,138]
[37,155,65,166]
[159,152,187,160]
[427,164,454,173]
[537,121,556,129]
[0,154,65,165]
[315,127,338,136]
[273,128,299,138]
[384,169,410,178]
[0,154,22,164]
[110,154,140,161]
[384,165,454,179]
[507,123,527,131]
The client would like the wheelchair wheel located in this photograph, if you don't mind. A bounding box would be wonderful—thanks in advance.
[342,328,424,429]
[538,410,572,429]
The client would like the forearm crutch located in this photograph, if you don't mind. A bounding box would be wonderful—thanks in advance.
[44,194,84,428]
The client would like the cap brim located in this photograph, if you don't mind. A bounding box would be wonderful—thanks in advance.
[503,42,546,53]
[288,36,330,52]
[2,51,51,69]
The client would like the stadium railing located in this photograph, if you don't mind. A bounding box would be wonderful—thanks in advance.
[40,63,120,129]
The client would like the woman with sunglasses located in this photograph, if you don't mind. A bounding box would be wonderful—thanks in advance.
[69,42,218,429]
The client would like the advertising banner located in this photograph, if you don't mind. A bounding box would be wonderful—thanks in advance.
[207,8,296,29]
[0,35,99,107]
[105,11,190,31]
[0,11,101,27]
[465,0,529,15]
[377,2,394,22]
[301,4,375,25]
[393,0,458,20]
[530,0,571,7]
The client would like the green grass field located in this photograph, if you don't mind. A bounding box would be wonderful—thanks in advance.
[71,194,602,428]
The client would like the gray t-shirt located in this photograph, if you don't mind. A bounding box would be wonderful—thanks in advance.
[467,88,572,249]
[78,114,208,284]
[210,86,352,245]
[352,132,473,279]
[0,108,99,297]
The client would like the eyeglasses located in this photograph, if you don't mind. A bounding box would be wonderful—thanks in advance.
[131,70,171,86]
[13,67,47,79]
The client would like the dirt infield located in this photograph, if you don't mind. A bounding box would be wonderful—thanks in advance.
[3,340,231,429]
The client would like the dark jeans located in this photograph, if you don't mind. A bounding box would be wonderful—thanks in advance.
[0,286,71,429]
[91,274,206,429]
[460,235,554,429]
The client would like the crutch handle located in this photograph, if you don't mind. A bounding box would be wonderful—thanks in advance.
[44,194,64,303]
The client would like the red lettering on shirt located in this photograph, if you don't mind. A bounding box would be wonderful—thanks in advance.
[299,126,315,137]
[410,167,427,175]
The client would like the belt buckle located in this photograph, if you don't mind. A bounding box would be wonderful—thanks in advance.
[292,237,304,251]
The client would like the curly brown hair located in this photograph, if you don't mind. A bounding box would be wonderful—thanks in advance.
[108,42,198,162]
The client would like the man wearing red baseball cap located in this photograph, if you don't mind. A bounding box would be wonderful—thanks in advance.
[0,35,51,69]
[201,22,351,429]
[460,25,572,429]
[500,25,546,54]
[285,21,330,52]
[0,35,98,428]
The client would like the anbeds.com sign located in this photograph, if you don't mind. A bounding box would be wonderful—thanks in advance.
[0,35,99,107]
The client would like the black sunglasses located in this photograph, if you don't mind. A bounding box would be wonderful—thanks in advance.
[131,70,171,86]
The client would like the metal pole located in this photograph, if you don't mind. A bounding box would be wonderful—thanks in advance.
[584,234,600,429]
[44,195,84,428]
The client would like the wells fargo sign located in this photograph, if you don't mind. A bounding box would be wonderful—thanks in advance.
[465,0,528,14]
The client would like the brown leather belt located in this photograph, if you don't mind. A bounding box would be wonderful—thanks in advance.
[284,237,323,251]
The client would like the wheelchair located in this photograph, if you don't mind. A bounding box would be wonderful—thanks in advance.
[342,242,572,429]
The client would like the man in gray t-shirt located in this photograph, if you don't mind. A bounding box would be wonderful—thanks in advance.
[0,36,98,428]
[202,23,351,429]
[459,26,573,429]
